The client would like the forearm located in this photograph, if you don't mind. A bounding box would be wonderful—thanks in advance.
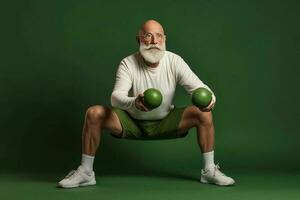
[111,91,136,110]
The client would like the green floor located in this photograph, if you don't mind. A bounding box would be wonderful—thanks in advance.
[1,169,299,200]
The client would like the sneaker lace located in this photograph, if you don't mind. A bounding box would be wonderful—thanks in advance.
[213,163,226,177]
[65,170,79,180]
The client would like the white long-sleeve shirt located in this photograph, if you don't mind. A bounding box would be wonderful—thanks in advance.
[111,51,215,120]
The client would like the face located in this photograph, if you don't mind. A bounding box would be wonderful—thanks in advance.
[138,21,166,64]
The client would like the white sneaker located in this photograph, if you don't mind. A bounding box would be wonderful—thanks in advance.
[58,165,96,188]
[200,164,235,186]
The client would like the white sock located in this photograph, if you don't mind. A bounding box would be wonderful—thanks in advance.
[81,154,94,174]
[202,151,215,170]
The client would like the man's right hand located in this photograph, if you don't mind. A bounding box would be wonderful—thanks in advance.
[135,93,151,112]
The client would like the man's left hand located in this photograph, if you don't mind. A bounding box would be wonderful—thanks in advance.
[199,95,216,112]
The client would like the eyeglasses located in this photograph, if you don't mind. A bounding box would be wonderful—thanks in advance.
[138,32,166,42]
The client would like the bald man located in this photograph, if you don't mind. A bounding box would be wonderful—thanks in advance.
[58,20,235,188]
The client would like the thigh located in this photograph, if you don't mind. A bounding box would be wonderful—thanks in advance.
[110,107,143,139]
[152,106,188,139]
[177,106,202,136]
[101,106,123,137]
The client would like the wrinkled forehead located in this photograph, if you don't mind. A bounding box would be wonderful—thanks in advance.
[139,21,165,35]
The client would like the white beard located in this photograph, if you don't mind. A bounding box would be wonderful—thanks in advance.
[139,42,166,64]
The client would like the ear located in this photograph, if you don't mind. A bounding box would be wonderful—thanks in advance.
[136,36,140,44]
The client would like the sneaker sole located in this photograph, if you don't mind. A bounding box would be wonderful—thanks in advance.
[59,180,96,188]
[200,177,209,184]
[79,180,96,187]
[200,177,234,186]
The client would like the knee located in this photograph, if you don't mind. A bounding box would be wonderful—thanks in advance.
[86,105,107,123]
[190,106,213,126]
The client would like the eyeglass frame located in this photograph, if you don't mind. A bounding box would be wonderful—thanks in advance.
[136,32,166,42]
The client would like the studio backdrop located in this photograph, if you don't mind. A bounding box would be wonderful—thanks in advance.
[1,0,299,174]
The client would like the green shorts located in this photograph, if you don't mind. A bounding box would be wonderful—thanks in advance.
[111,107,188,140]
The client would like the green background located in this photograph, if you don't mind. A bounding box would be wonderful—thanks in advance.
[1,0,299,199]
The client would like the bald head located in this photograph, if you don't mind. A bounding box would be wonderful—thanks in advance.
[137,19,166,47]
[139,19,165,36]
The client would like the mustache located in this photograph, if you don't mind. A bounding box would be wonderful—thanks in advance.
[142,44,163,51]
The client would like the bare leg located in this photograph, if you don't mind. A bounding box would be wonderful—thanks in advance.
[58,106,123,188]
[177,106,215,153]
[82,105,122,156]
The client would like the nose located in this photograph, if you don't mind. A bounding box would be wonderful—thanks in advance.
[151,35,158,44]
